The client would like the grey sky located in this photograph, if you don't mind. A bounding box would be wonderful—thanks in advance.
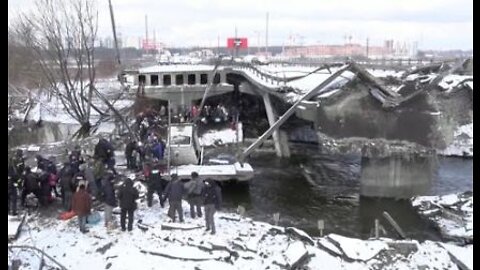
[8,0,473,50]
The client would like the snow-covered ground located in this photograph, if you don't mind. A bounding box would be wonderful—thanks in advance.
[439,123,473,157]
[8,197,473,270]
[411,192,473,243]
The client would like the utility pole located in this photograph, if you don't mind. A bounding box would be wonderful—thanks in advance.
[235,26,238,58]
[217,35,220,56]
[153,28,156,55]
[265,12,269,58]
[254,31,261,53]
[366,37,369,59]
[145,14,148,53]
[108,0,121,65]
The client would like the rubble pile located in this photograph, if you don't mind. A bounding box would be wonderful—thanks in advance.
[412,192,473,244]
[8,199,472,270]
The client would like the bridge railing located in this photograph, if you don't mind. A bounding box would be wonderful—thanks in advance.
[232,62,287,86]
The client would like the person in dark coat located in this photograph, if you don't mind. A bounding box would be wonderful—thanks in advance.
[93,159,106,194]
[59,163,75,211]
[12,150,26,176]
[145,161,165,208]
[125,139,138,170]
[8,164,19,216]
[184,172,204,218]
[66,145,82,174]
[21,167,42,207]
[101,171,117,229]
[162,174,185,222]
[71,184,92,233]
[118,178,139,231]
[202,179,222,234]
[37,168,51,205]
[103,139,117,175]
[69,145,83,164]
[94,138,109,162]
[35,155,48,171]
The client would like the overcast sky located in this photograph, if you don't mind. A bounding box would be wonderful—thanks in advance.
[8,0,473,50]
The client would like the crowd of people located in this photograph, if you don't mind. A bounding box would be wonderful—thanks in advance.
[8,136,223,234]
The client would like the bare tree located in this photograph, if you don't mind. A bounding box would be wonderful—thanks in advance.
[10,0,99,135]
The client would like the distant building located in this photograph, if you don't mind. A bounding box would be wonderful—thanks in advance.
[283,40,418,59]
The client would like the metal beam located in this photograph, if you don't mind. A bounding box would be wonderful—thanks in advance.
[237,63,352,163]
[192,63,220,123]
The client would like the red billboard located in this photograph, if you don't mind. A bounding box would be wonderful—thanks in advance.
[227,38,248,49]
[142,39,158,50]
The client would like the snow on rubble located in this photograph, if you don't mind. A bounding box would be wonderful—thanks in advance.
[438,74,473,92]
[199,123,243,146]
[411,192,473,244]
[8,198,472,270]
[439,123,473,157]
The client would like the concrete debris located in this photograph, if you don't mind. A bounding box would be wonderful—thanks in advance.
[411,192,473,244]
[283,241,309,269]
[285,227,315,245]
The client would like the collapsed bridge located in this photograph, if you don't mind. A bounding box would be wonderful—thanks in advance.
[124,58,473,198]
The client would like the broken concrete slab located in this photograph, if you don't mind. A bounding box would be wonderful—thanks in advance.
[283,241,309,269]
[439,243,473,270]
[285,227,315,245]
[8,214,26,241]
[327,234,388,261]
[317,237,343,257]
[161,223,203,231]
[140,245,222,261]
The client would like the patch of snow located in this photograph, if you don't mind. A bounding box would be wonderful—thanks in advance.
[327,234,388,261]
[199,124,243,146]
[366,69,404,78]
[440,243,473,270]
[408,241,455,270]
[139,64,216,74]
[317,238,343,256]
[439,123,473,157]
[283,241,308,267]
[438,75,473,92]
[142,244,222,261]
[411,193,473,241]
[466,81,473,91]
[8,216,22,238]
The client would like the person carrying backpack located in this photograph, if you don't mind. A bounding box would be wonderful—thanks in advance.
[118,178,139,231]
[202,179,222,235]
[101,171,117,229]
[184,172,204,218]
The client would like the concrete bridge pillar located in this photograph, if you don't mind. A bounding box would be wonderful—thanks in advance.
[262,93,290,158]
[360,154,435,198]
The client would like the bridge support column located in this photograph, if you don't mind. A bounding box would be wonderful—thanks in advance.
[262,93,289,158]
[279,130,290,157]
[360,154,435,198]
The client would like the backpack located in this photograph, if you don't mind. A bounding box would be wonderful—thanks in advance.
[192,180,203,195]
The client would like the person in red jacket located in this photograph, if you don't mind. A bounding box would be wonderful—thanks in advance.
[71,184,92,233]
